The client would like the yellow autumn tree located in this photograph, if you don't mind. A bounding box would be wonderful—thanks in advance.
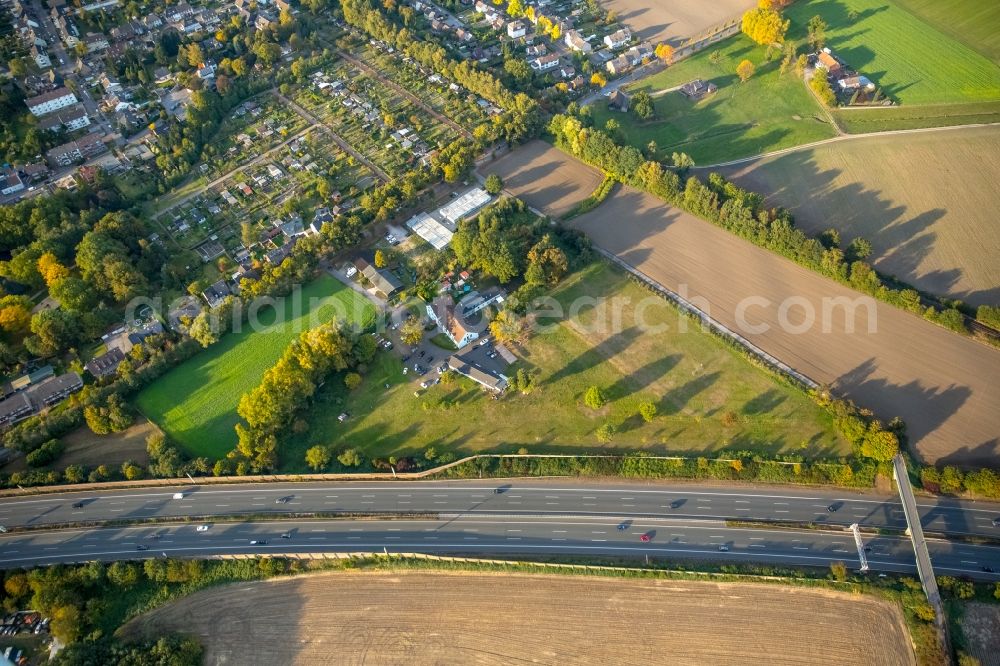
[736,59,756,82]
[741,7,789,45]
[654,43,674,64]
[590,72,607,87]
[37,252,70,287]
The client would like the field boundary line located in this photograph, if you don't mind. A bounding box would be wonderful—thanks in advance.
[592,248,819,390]
[695,120,1000,169]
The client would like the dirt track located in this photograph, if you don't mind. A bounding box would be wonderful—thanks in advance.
[121,571,914,665]
[598,0,753,46]
[721,126,1000,307]
[487,141,605,219]
[493,143,1000,466]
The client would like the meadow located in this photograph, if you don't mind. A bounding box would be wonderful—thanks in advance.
[296,262,847,470]
[597,34,837,164]
[892,0,1000,64]
[785,0,1000,104]
[136,275,376,458]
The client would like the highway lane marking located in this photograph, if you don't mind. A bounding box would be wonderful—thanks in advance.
[749,544,765,548]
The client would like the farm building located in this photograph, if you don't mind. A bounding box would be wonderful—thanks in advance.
[435,187,492,226]
[406,212,454,250]
[608,90,630,112]
[427,296,478,349]
[680,79,718,100]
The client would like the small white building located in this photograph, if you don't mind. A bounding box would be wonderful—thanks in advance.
[507,20,526,39]
[604,28,631,49]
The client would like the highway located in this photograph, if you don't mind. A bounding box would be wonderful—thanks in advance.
[1,480,998,577]
[1,480,998,537]
[0,516,998,578]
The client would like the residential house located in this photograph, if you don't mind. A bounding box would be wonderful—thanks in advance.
[23,372,83,409]
[24,87,78,116]
[84,348,125,378]
[607,89,630,112]
[507,20,525,39]
[816,49,842,74]
[564,29,591,53]
[45,133,106,167]
[606,54,632,75]
[679,78,717,100]
[526,43,546,57]
[531,53,560,71]
[1,171,25,196]
[603,28,631,49]
[447,353,508,392]
[355,257,402,298]
[37,104,90,131]
[427,296,478,348]
[83,32,109,52]
[30,45,51,69]
[201,279,231,308]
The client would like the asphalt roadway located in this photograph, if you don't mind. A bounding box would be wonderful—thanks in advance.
[0,480,998,577]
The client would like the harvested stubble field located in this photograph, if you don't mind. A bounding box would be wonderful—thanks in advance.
[721,125,1000,307]
[497,143,1000,466]
[486,140,606,219]
[960,602,1000,666]
[597,0,753,46]
[120,571,915,665]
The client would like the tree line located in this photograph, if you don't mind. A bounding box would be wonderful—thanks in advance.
[547,113,976,337]
[231,320,375,472]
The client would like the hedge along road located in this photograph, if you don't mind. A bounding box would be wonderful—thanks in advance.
[485,143,1000,467]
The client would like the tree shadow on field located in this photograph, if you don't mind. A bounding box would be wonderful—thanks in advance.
[832,357,974,462]
[544,325,643,387]
[606,353,682,401]
[658,371,721,415]
[720,149,967,302]
[742,389,786,415]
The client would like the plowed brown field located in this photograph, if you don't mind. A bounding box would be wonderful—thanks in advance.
[488,141,606,219]
[121,571,915,665]
[598,0,753,46]
[489,143,1000,465]
[721,126,1000,307]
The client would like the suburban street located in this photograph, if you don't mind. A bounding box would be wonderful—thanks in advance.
[1,480,999,577]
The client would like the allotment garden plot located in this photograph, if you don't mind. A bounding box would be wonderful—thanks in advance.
[153,130,376,257]
[293,56,467,178]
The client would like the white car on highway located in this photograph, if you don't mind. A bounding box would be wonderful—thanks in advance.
[196,524,210,532]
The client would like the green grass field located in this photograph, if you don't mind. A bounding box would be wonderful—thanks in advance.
[136,275,376,458]
[595,35,837,165]
[293,263,847,471]
[881,0,1000,65]
[785,0,1000,104]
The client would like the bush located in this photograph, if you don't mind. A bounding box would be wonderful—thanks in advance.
[596,423,617,442]
[344,372,362,390]
[638,401,657,423]
[305,445,331,471]
[583,385,606,409]
[338,448,363,467]
[25,439,64,468]
[484,173,503,195]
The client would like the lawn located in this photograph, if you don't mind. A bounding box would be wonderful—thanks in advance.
[295,262,847,471]
[136,275,376,458]
[893,0,1000,65]
[596,34,837,165]
[784,0,1000,104]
